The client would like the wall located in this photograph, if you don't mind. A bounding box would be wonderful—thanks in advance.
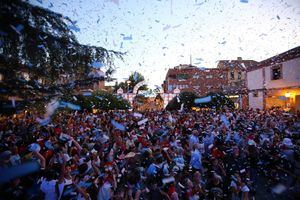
[248,91,264,110]
[163,67,228,96]
[265,57,300,89]
[247,68,264,90]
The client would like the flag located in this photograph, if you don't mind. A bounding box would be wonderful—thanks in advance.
[194,96,212,104]
[111,120,126,131]
[138,118,148,126]
[133,112,143,118]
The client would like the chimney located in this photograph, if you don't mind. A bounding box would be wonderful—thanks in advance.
[237,57,242,61]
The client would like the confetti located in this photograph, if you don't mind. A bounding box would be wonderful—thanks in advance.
[91,61,104,68]
[137,118,148,126]
[272,184,287,194]
[111,120,126,131]
[163,24,171,31]
[123,35,133,40]
[68,24,80,32]
[10,24,24,34]
[133,112,143,118]
[110,0,120,5]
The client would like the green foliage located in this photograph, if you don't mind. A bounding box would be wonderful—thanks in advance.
[166,91,198,111]
[60,90,131,111]
[116,71,147,92]
[166,92,235,111]
[0,0,123,99]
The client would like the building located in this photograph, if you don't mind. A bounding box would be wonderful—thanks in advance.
[247,46,300,113]
[0,60,105,113]
[217,57,258,108]
[162,64,228,95]
[162,58,257,109]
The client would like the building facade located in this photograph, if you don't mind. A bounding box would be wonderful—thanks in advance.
[162,58,257,109]
[162,64,228,95]
[247,46,300,113]
[217,58,258,108]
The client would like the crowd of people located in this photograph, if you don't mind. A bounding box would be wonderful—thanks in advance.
[0,107,299,200]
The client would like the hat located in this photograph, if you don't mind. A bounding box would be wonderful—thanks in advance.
[248,140,256,146]
[283,138,293,148]
[59,134,70,142]
[28,143,41,152]
[125,152,136,159]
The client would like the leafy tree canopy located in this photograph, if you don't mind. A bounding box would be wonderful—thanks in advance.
[166,91,198,111]
[60,90,131,111]
[0,0,123,99]
[166,92,234,111]
[116,71,147,93]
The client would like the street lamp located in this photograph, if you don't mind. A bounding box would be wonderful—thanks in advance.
[285,92,290,98]
[126,80,131,93]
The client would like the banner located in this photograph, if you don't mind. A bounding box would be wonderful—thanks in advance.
[194,96,212,104]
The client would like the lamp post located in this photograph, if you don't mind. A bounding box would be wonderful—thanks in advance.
[126,80,131,93]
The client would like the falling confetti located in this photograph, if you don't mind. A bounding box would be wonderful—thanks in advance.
[91,61,104,68]
[163,24,171,31]
[10,24,24,34]
[123,34,133,40]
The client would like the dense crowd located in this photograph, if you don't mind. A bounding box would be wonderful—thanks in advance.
[0,108,299,200]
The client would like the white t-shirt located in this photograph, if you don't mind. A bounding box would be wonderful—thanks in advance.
[40,179,58,200]
[241,185,250,192]
[97,182,112,200]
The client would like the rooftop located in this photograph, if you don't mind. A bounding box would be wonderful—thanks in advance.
[247,46,300,72]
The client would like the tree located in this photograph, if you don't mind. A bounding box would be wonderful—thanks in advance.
[0,0,123,100]
[166,91,198,111]
[116,71,147,93]
[60,90,131,111]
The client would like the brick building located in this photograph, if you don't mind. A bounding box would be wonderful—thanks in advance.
[162,58,257,109]
[162,64,228,95]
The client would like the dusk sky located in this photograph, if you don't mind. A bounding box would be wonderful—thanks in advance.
[30,0,300,88]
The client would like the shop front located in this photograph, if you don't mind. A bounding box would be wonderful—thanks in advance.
[265,88,300,113]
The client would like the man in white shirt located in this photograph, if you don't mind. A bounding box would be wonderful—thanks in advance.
[189,130,200,151]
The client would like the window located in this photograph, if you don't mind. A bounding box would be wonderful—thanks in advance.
[177,74,189,81]
[253,91,258,97]
[271,65,282,80]
[168,74,176,79]
[230,71,234,80]
[238,71,242,80]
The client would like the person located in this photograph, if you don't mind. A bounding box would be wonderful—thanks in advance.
[0,107,299,200]
[190,144,202,172]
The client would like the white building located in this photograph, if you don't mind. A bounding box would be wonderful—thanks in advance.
[247,46,300,113]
